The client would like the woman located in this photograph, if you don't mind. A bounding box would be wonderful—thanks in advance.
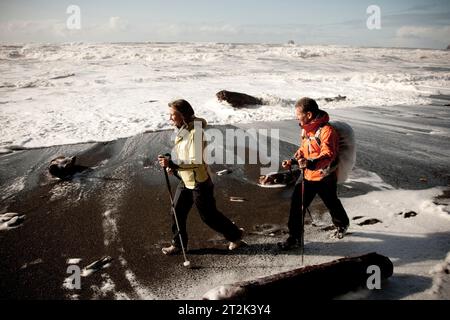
[158,99,245,255]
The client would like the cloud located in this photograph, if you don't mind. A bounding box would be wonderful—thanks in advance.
[1,16,448,49]
[0,17,130,42]
[152,22,316,42]
[2,19,67,38]
[157,23,240,38]
[396,25,450,40]
[108,17,129,32]
[198,24,238,34]
[403,0,450,13]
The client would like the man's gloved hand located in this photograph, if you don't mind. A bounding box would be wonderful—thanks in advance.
[292,157,318,170]
[298,158,307,169]
[281,160,292,170]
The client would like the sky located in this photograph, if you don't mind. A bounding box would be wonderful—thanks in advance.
[0,0,449,48]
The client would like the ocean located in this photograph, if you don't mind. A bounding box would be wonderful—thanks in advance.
[1,42,449,151]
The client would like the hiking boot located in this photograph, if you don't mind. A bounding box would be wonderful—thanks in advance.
[161,245,181,256]
[330,226,348,239]
[277,237,300,251]
[228,239,247,251]
[228,228,246,251]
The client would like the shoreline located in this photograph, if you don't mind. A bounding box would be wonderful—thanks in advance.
[2,92,450,154]
[2,95,450,155]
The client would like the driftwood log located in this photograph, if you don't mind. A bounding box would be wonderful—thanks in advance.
[203,252,393,300]
[216,90,263,108]
[48,156,78,179]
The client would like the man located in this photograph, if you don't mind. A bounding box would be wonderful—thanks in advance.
[158,99,245,255]
[278,97,350,250]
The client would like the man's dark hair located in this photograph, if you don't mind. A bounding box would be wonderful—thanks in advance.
[169,99,195,122]
[295,97,319,116]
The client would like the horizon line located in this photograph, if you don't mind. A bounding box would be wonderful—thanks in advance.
[0,40,447,51]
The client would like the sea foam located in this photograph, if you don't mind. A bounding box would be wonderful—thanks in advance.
[1,43,449,149]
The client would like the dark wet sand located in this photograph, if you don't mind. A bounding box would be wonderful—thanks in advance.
[1,103,449,300]
[0,126,302,299]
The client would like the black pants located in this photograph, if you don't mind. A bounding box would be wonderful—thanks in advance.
[170,178,242,248]
[288,173,349,239]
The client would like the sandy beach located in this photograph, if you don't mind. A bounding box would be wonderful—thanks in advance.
[1,100,449,300]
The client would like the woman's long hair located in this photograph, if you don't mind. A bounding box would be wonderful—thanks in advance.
[169,99,195,126]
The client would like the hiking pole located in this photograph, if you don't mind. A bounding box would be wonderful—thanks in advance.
[300,167,305,265]
[159,155,191,268]
[288,156,306,263]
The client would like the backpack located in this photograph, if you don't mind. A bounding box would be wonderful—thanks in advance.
[304,121,356,183]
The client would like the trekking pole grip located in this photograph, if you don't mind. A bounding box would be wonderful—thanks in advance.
[159,154,173,198]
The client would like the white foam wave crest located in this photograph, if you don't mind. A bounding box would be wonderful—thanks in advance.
[1,43,449,149]
[2,43,448,63]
